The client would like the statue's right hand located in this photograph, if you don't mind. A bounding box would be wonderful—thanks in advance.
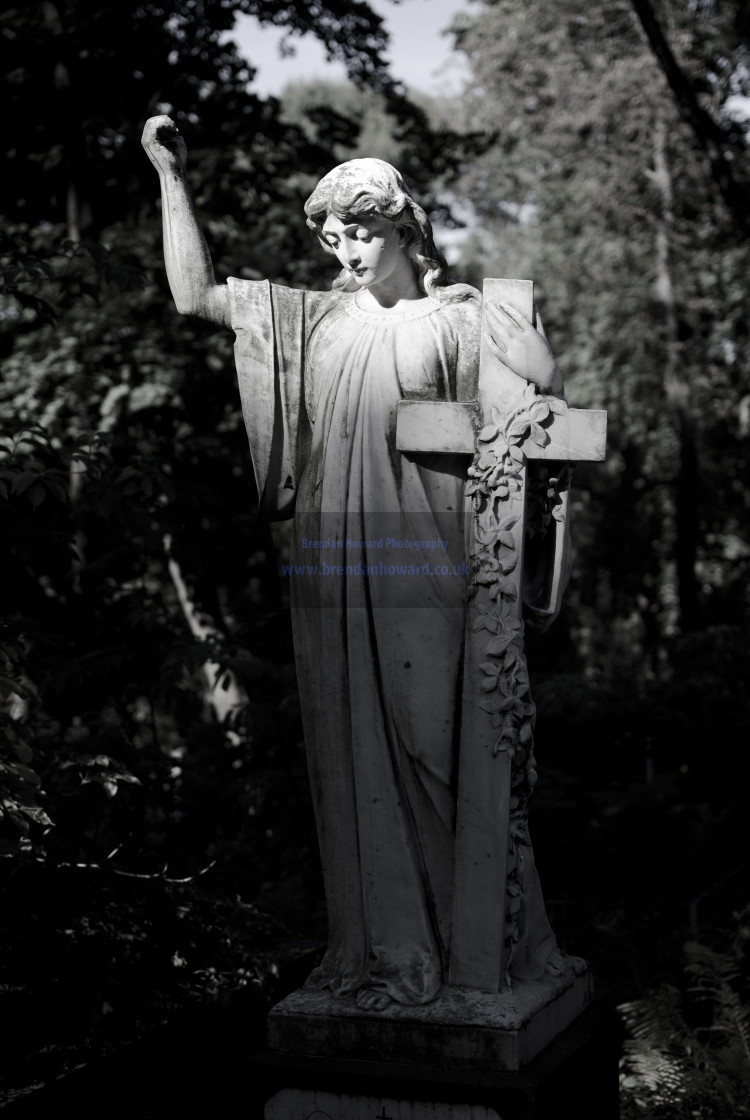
[141,115,187,176]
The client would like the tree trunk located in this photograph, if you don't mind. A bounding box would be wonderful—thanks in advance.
[164,536,248,725]
[652,110,701,631]
[631,0,750,236]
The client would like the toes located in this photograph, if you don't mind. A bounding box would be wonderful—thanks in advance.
[355,988,392,1011]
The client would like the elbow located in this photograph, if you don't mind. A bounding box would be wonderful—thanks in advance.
[172,290,206,318]
[170,283,228,327]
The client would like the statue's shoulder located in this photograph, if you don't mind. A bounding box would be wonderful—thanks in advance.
[304,287,344,320]
[433,282,482,333]
[226,278,342,331]
[226,276,275,329]
[440,281,482,303]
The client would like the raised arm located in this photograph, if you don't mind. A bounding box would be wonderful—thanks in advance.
[141,116,230,329]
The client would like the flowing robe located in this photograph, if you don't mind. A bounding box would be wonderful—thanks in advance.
[228,278,565,1005]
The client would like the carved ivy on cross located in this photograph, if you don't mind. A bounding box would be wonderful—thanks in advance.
[465,383,570,965]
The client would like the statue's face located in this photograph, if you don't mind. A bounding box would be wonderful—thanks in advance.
[321,212,405,291]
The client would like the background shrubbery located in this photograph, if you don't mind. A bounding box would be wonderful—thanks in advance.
[1,0,749,1113]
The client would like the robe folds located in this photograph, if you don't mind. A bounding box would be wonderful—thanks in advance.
[228,278,566,1005]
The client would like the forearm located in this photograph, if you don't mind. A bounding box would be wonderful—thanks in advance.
[157,167,229,327]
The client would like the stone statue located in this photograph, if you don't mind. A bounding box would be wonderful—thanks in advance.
[142,118,605,1039]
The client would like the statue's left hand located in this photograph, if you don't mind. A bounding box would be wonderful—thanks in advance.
[485,302,563,395]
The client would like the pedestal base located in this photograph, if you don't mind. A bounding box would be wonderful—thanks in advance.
[251,993,620,1120]
[268,956,593,1072]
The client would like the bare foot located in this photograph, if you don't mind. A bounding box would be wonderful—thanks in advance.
[544,947,569,977]
[355,987,393,1011]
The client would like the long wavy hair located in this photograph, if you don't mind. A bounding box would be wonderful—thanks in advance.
[304,158,450,297]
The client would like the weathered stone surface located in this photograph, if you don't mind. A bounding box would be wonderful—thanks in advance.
[268,958,593,1071]
[144,125,607,1045]
[265,1090,500,1119]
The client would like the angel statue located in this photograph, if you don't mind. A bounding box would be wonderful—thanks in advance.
[142,116,572,1015]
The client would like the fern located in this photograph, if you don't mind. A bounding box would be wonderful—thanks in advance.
[620,906,750,1119]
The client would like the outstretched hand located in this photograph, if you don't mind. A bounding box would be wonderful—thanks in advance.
[141,115,188,177]
[485,302,563,395]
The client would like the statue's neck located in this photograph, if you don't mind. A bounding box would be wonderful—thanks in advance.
[357,259,424,312]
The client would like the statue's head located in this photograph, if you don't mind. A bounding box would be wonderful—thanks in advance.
[304,158,449,296]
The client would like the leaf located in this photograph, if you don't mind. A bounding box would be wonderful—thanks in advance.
[530,401,550,423]
[479,661,499,675]
[28,482,46,509]
[527,423,549,447]
[0,676,17,699]
[480,695,514,714]
[478,423,499,442]
[548,397,568,415]
[508,419,529,440]
[7,762,41,786]
[479,695,513,715]
[498,530,516,549]
[42,475,69,503]
[508,445,525,463]
[13,742,34,765]
[115,467,140,484]
[474,571,494,587]
[480,677,497,693]
[11,471,40,496]
[487,632,513,656]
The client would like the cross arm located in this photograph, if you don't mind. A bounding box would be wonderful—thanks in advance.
[396,399,607,462]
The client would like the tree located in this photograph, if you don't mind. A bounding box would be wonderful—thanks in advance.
[629,0,750,237]
[447,0,750,661]
[0,0,443,1077]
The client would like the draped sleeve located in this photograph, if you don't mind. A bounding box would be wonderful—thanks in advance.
[227,278,313,521]
[522,481,572,631]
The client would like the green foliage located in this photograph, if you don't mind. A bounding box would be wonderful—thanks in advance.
[448,0,750,664]
[1,0,749,1100]
[620,908,750,1118]
[0,1,397,1081]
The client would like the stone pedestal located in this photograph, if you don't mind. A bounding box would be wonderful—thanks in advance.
[248,993,620,1120]
[268,958,592,1072]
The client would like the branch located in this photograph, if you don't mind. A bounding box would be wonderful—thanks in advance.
[630,0,750,236]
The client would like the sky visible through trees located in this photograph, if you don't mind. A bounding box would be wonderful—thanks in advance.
[227,0,471,96]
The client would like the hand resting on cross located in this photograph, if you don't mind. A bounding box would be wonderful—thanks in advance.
[485,301,564,396]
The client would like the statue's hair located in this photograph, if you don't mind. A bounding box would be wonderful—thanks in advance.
[304,158,450,297]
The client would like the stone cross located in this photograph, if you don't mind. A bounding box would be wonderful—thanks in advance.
[396,278,607,992]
